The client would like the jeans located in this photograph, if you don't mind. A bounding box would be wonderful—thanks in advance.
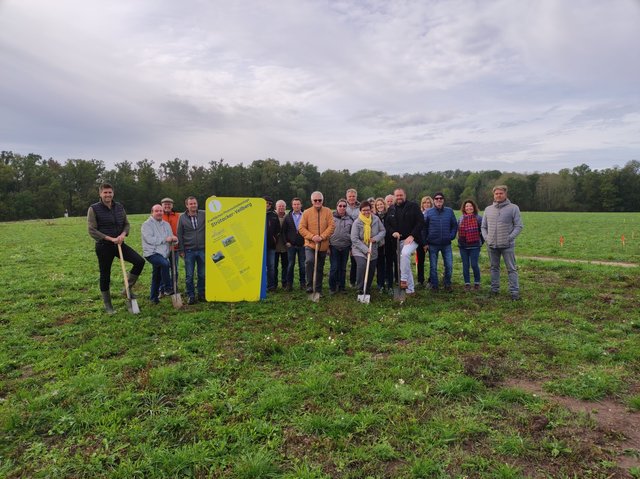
[184,249,205,300]
[95,241,145,292]
[429,244,453,289]
[145,253,171,302]
[266,249,276,289]
[305,247,327,293]
[399,239,419,293]
[459,247,481,285]
[355,255,377,293]
[287,245,306,287]
[488,246,519,295]
[275,251,289,287]
[329,246,350,291]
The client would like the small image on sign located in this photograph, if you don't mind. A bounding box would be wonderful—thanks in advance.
[222,236,236,247]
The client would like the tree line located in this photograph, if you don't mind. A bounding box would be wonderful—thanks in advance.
[1,150,639,221]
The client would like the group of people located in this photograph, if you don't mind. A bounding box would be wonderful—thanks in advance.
[88,184,206,313]
[265,186,523,300]
[88,183,523,314]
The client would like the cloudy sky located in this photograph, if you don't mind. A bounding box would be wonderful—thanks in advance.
[1,0,639,174]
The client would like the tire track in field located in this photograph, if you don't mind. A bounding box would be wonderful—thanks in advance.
[520,256,638,268]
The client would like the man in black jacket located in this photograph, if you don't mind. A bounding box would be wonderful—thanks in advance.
[282,197,306,291]
[384,188,424,295]
[264,196,281,292]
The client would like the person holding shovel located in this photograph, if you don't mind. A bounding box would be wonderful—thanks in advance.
[87,183,145,314]
[142,204,178,304]
[351,200,386,296]
[299,191,335,295]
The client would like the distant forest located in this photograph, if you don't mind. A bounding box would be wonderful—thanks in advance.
[1,150,639,221]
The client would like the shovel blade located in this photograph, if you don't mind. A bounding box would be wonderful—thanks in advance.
[127,298,140,314]
[393,287,405,302]
[171,293,183,309]
[357,294,370,304]
[310,292,320,302]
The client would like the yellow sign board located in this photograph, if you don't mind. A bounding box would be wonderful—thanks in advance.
[205,196,266,302]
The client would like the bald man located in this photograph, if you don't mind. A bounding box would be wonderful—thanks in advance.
[141,204,178,304]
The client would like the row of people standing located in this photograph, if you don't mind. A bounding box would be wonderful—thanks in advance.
[267,186,523,300]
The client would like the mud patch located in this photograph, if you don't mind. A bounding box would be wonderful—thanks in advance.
[505,378,640,471]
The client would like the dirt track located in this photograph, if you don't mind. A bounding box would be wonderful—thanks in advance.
[521,255,638,268]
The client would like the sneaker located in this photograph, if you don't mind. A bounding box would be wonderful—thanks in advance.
[464,284,471,292]
[511,294,521,301]
[473,284,480,291]
[444,285,453,292]
[400,280,408,289]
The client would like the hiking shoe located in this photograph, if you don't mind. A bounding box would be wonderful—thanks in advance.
[464,284,471,292]
[473,284,480,291]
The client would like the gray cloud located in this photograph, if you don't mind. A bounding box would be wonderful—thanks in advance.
[1,0,639,172]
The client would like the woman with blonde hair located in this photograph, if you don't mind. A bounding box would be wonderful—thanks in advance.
[417,195,433,287]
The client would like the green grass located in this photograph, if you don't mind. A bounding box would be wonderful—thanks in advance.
[0,213,639,478]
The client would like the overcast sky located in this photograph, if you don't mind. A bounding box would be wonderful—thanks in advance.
[1,0,639,174]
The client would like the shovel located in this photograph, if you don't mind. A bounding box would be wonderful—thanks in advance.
[357,242,372,304]
[117,242,140,314]
[309,243,320,302]
[170,247,183,309]
[393,238,406,302]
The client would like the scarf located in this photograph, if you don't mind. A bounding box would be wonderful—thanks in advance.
[359,212,372,244]
[459,214,480,246]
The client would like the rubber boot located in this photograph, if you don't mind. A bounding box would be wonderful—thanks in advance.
[101,291,116,315]
[121,273,140,299]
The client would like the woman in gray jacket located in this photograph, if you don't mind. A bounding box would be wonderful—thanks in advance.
[351,201,386,295]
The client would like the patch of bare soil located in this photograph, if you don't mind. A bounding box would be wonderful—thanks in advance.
[505,378,640,472]
[520,256,638,268]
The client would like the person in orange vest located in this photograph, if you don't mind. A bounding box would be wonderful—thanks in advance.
[160,197,181,297]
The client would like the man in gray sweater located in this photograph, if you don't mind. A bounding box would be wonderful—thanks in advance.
[481,185,524,300]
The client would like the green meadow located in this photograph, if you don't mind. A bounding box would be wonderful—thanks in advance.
[0,212,639,478]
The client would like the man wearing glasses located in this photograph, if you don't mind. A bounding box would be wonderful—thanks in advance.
[299,191,336,294]
[385,188,424,295]
[423,192,458,292]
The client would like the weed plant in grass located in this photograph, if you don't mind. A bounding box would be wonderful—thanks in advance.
[0,215,639,478]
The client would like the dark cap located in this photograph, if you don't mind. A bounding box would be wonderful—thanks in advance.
[263,195,274,204]
[160,197,174,204]
[433,192,445,199]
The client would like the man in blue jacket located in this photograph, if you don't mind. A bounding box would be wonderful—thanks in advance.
[423,192,458,291]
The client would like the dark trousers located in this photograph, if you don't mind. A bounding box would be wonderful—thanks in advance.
[287,245,306,287]
[274,251,289,287]
[355,255,377,293]
[349,255,357,286]
[416,244,426,284]
[376,244,386,288]
[329,246,350,291]
[305,247,327,293]
[95,241,145,292]
[385,238,399,288]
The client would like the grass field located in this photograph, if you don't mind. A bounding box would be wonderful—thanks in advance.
[0,212,639,478]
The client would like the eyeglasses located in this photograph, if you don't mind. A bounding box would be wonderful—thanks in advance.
[434,197,444,200]
[337,204,346,208]
[361,209,371,213]
[312,199,323,203]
